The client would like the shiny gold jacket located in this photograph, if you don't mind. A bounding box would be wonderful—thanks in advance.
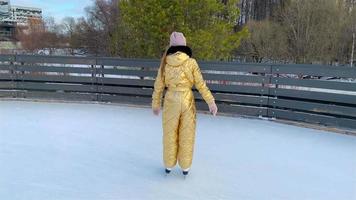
[152,52,214,109]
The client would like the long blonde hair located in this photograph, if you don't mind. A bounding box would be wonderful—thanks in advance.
[159,46,169,79]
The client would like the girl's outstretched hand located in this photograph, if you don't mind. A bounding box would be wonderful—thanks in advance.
[153,108,160,116]
[208,102,218,116]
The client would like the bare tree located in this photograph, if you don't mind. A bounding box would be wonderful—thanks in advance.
[334,0,356,66]
[349,2,356,66]
[82,0,120,56]
[238,20,289,62]
[352,33,355,66]
[238,0,356,65]
[281,0,343,64]
[16,18,46,52]
[238,0,286,25]
[62,17,78,55]
[16,17,66,55]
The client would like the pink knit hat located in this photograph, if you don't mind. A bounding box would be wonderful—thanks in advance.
[169,32,186,46]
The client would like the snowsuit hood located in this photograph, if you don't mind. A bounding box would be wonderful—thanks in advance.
[166,52,190,67]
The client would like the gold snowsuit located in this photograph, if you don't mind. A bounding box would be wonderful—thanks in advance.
[152,52,214,169]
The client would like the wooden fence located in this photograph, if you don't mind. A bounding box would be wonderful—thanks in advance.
[0,55,355,129]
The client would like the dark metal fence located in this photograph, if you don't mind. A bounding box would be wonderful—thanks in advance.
[1,55,355,129]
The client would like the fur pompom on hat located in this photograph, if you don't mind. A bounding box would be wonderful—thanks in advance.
[169,32,186,46]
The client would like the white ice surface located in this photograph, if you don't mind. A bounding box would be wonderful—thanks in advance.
[0,100,355,200]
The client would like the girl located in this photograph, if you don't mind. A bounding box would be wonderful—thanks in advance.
[152,32,218,176]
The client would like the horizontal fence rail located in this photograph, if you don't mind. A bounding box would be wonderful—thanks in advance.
[0,54,356,130]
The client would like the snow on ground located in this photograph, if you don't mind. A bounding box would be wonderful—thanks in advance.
[0,100,355,200]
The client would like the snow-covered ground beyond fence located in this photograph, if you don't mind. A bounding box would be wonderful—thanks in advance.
[0,100,355,200]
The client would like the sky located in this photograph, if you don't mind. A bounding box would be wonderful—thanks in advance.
[11,0,93,22]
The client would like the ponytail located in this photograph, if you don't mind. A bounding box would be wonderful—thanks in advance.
[159,46,169,79]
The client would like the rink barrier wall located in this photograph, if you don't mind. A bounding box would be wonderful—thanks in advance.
[0,54,356,129]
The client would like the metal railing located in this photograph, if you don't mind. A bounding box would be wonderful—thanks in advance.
[0,54,355,129]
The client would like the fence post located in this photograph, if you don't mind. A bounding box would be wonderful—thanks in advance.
[259,65,269,117]
[268,64,279,119]
[101,64,105,78]
[265,64,273,118]
[97,59,105,103]
[96,62,98,102]
[10,55,16,98]
[92,58,98,102]
[20,59,25,99]
[14,54,20,98]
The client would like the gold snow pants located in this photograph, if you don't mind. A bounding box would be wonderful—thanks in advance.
[162,87,196,169]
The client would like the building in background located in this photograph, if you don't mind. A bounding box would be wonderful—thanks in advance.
[0,21,15,40]
[0,0,42,41]
[0,0,11,20]
[9,5,42,26]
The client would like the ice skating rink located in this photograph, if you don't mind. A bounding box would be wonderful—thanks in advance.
[0,100,355,200]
